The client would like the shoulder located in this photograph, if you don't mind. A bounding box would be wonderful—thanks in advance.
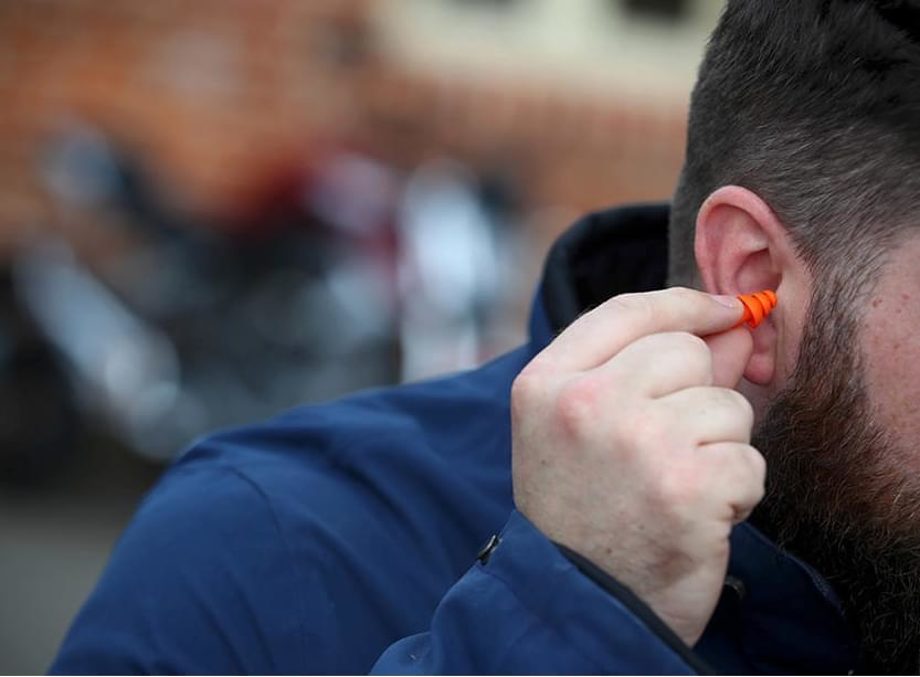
[51,461,316,674]
[180,345,529,523]
[53,347,529,674]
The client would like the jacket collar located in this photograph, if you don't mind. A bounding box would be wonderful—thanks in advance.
[528,203,669,350]
[529,204,857,673]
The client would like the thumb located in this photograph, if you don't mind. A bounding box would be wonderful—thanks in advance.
[704,326,753,388]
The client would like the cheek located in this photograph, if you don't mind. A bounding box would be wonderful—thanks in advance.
[864,289,920,447]
[775,280,810,385]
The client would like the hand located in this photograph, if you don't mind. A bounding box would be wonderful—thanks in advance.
[511,287,765,646]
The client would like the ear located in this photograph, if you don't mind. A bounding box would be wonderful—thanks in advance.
[694,185,793,386]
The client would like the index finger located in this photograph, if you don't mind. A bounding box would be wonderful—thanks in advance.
[538,287,744,371]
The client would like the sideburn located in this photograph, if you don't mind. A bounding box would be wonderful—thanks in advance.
[750,272,920,674]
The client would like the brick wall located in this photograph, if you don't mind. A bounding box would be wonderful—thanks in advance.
[0,0,688,254]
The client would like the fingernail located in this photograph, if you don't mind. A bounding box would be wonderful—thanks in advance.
[712,294,741,310]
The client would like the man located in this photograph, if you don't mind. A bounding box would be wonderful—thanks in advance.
[51,1,920,673]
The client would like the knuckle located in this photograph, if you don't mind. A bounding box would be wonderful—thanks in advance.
[553,378,600,439]
[511,365,550,418]
[753,477,766,503]
[668,286,698,303]
[704,386,751,416]
[722,388,754,425]
[666,332,712,381]
[737,394,755,428]
[723,444,766,502]
[667,286,705,310]
[608,292,652,319]
[511,375,533,414]
[673,331,711,358]
[513,357,555,394]
[511,369,537,403]
[745,445,768,486]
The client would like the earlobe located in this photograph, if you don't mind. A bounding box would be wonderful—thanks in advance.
[694,185,787,386]
[744,319,776,385]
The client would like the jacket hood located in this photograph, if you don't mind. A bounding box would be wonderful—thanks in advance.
[540,202,670,333]
[528,203,670,350]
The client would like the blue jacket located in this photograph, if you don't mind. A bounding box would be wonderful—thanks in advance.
[51,204,859,674]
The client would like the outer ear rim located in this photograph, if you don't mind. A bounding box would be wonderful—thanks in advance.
[694,186,780,295]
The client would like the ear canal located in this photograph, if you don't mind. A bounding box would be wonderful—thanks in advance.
[736,290,778,329]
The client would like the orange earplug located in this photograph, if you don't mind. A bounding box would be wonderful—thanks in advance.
[736,290,777,329]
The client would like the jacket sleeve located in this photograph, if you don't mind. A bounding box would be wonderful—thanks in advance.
[47,463,310,675]
[372,510,711,675]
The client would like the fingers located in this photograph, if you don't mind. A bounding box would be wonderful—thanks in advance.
[654,387,754,445]
[703,327,753,389]
[538,287,744,371]
[696,441,766,524]
[595,326,753,398]
[601,332,714,397]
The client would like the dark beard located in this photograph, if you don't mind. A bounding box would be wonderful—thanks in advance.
[750,283,920,675]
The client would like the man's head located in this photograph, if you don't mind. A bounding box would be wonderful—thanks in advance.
[671,1,920,672]
[671,0,920,288]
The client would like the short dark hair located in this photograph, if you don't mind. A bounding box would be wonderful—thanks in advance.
[669,0,920,286]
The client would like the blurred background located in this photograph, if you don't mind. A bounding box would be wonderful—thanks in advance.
[0,0,721,672]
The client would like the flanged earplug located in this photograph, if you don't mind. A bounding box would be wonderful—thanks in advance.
[736,290,777,329]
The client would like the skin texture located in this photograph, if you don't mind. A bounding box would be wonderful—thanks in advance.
[864,236,920,462]
[513,184,920,665]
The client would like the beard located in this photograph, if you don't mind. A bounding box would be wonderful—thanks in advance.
[750,278,920,675]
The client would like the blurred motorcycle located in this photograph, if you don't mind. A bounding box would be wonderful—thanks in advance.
[6,121,400,477]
